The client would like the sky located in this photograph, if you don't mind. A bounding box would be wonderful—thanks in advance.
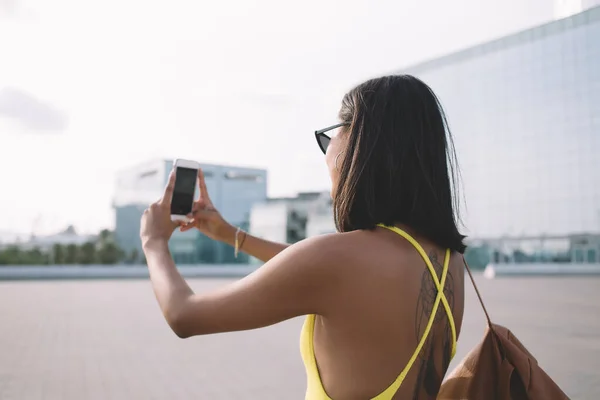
[0,0,555,237]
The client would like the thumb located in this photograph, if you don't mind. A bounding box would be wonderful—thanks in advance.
[159,169,176,207]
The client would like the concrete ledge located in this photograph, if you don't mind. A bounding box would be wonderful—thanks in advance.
[0,264,259,281]
[484,263,600,279]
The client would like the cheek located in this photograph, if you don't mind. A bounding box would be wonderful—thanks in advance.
[327,150,340,199]
[326,153,341,196]
[325,144,342,178]
[325,148,335,172]
[325,138,343,170]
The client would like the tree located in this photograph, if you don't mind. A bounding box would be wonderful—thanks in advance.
[65,244,78,264]
[25,247,47,265]
[0,229,125,266]
[0,246,22,265]
[126,248,139,264]
[95,229,125,265]
[52,244,65,265]
[99,229,112,244]
[78,242,96,264]
[0,246,48,265]
[97,242,122,265]
[0,249,10,265]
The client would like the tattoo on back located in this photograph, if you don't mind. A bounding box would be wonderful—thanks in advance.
[412,251,455,399]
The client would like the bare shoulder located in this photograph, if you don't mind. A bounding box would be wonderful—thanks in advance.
[288,228,459,280]
[314,228,462,280]
[320,228,417,262]
[296,229,387,250]
[280,232,361,271]
[269,231,391,288]
[287,230,409,278]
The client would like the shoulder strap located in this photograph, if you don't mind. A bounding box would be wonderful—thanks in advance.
[377,224,457,354]
[462,255,492,327]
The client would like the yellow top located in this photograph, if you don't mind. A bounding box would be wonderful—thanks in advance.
[300,224,457,400]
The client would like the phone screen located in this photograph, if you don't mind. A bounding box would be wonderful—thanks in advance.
[170,167,197,215]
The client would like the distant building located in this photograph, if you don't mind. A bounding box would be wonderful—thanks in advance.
[248,191,335,264]
[0,231,24,248]
[18,226,96,252]
[306,196,336,237]
[399,5,600,240]
[113,159,267,264]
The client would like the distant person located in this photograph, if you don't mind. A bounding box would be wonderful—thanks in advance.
[140,75,466,399]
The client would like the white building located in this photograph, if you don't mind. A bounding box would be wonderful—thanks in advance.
[306,195,336,237]
[249,191,335,263]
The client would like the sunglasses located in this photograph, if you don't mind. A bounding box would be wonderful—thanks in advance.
[314,122,350,154]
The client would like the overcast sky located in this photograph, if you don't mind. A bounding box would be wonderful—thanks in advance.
[0,0,555,235]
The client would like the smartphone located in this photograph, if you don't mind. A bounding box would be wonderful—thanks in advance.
[170,159,200,222]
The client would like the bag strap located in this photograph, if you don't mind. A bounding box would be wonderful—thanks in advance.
[462,255,493,327]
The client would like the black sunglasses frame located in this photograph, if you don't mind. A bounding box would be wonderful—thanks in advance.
[314,122,349,154]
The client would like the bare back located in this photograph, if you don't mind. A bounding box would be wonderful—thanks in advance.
[311,226,465,399]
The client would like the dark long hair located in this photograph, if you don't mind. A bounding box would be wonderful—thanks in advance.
[334,75,466,253]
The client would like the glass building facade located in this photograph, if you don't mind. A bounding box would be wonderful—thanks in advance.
[399,6,600,239]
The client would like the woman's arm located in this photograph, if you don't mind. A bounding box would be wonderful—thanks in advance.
[143,238,194,333]
[217,223,289,263]
[141,168,339,338]
[143,234,340,338]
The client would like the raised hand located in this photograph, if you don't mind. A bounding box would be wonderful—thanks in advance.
[179,168,233,242]
[140,169,183,246]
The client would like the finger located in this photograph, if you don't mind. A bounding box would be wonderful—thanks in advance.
[197,169,213,206]
[191,200,204,213]
[191,208,214,220]
[180,219,196,232]
[159,169,176,207]
[170,220,181,232]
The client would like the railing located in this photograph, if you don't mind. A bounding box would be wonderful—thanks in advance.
[483,263,600,278]
[0,264,258,280]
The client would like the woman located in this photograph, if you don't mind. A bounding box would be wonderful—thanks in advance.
[140,74,466,399]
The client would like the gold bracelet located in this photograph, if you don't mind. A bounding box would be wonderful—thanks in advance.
[239,231,247,252]
[234,227,242,259]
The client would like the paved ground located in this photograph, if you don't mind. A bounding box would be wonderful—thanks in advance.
[0,275,598,399]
